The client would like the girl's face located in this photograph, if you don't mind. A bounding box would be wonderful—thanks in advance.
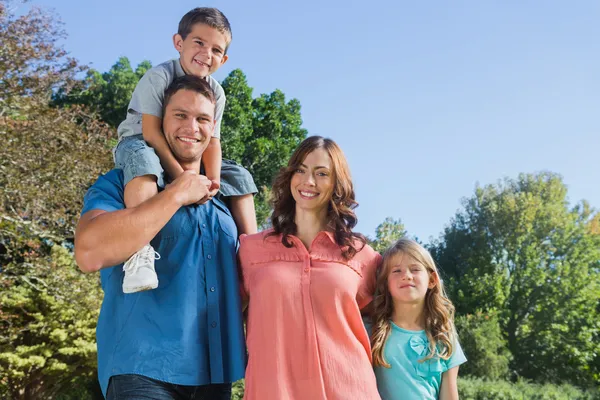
[387,253,437,305]
[290,148,334,215]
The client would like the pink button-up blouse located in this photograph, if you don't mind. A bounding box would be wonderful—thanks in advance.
[239,229,382,400]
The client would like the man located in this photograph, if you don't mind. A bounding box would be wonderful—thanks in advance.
[75,75,246,400]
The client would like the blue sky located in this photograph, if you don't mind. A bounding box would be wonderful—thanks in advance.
[33,0,599,241]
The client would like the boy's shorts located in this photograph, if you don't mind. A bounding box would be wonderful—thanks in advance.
[114,135,258,197]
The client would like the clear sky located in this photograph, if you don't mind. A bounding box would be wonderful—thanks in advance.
[32,0,599,242]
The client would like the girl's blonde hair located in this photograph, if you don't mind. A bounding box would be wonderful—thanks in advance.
[370,238,456,368]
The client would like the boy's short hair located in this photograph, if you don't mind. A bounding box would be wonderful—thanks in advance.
[164,75,216,113]
[178,7,232,50]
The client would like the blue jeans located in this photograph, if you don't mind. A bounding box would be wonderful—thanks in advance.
[106,374,232,400]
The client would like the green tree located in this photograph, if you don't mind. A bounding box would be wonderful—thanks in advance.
[430,172,600,386]
[0,0,113,238]
[0,217,103,399]
[368,217,407,253]
[54,56,152,128]
[0,1,84,117]
[0,2,108,397]
[454,311,511,380]
[221,69,308,227]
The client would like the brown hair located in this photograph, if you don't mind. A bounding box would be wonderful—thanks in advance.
[163,75,216,114]
[178,7,232,52]
[371,238,457,367]
[269,136,366,260]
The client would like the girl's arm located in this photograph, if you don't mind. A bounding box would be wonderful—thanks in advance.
[439,366,460,400]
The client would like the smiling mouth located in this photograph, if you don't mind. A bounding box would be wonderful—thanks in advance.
[299,191,318,198]
[194,59,210,68]
[178,137,200,143]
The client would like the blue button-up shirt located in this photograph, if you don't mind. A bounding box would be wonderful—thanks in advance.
[81,170,246,397]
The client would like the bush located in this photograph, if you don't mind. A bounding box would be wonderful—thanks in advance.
[458,377,600,400]
[0,216,102,399]
[455,310,512,380]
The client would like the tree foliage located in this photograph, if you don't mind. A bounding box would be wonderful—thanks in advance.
[430,172,600,386]
[0,2,109,397]
[368,217,407,253]
[0,1,84,117]
[54,57,152,128]
[0,0,113,238]
[0,217,102,399]
[220,69,307,226]
[454,310,512,380]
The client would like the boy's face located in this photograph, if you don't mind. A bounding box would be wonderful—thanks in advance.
[173,23,229,78]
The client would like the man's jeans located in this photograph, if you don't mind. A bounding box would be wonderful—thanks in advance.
[106,374,232,400]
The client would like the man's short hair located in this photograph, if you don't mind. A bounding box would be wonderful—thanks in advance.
[178,7,232,51]
[163,75,216,113]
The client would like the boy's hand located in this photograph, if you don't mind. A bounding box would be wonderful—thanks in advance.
[167,170,211,206]
[208,179,220,199]
[194,179,220,205]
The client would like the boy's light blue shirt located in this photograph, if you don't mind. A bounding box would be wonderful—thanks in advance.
[373,321,467,400]
[81,169,246,397]
[116,58,226,140]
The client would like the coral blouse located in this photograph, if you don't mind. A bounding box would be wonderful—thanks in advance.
[239,229,382,400]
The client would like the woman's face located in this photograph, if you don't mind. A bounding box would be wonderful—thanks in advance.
[290,148,334,215]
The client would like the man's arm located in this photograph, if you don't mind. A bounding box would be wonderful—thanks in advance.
[74,171,211,273]
[142,114,184,179]
[439,366,460,400]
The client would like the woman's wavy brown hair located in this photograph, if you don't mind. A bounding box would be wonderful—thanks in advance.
[371,238,457,368]
[269,136,366,260]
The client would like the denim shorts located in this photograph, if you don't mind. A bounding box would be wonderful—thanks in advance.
[114,135,258,197]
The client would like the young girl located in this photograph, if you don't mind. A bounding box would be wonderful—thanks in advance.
[369,238,466,400]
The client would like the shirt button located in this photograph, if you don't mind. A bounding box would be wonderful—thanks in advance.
[210,287,215,292]
[202,223,206,228]
[304,268,309,272]
[211,321,217,328]
[207,254,212,260]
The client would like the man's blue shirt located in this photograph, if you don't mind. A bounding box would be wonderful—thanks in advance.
[81,169,246,397]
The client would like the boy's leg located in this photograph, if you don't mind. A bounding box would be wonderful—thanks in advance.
[124,175,159,208]
[229,194,257,235]
[115,136,164,293]
[121,176,160,293]
[219,160,259,235]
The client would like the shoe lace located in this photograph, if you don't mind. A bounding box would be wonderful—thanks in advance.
[123,246,161,275]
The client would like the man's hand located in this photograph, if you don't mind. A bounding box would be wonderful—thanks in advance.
[167,170,212,206]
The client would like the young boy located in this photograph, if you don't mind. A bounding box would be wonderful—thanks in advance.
[114,7,258,293]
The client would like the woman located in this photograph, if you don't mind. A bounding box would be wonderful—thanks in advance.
[238,136,381,400]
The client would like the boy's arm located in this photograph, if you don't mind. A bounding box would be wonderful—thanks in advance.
[439,366,460,400]
[142,114,184,179]
[203,137,222,195]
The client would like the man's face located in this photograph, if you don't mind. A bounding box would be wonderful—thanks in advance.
[173,23,229,78]
[163,89,215,165]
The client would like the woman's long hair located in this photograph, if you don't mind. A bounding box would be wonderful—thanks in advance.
[371,238,456,367]
[269,136,365,260]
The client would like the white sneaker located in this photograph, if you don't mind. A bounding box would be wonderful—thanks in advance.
[122,244,160,294]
